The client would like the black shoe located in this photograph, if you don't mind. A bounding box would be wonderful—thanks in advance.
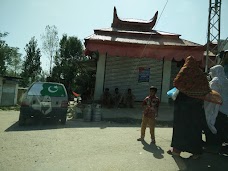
[137,137,144,141]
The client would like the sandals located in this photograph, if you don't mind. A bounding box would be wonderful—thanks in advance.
[167,149,180,156]
[167,149,201,159]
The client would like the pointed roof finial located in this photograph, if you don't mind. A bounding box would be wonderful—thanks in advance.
[112,7,158,31]
[113,6,119,25]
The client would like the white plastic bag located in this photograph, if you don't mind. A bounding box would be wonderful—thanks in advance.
[167,87,179,100]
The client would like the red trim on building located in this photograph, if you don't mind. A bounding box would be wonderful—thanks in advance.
[86,41,204,61]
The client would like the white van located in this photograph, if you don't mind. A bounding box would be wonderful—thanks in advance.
[19,82,68,125]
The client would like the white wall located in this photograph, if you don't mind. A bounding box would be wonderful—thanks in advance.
[94,54,106,101]
[0,77,19,106]
[161,60,171,103]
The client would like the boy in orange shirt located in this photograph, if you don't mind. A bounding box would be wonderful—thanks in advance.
[137,86,160,144]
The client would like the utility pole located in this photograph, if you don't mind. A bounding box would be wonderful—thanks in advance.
[205,0,222,72]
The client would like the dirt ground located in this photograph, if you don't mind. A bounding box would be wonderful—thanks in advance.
[0,110,227,171]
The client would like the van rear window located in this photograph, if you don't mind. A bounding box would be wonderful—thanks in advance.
[28,83,66,97]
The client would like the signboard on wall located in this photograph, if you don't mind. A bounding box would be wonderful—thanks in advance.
[138,67,150,82]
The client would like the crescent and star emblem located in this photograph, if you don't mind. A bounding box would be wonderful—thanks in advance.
[48,85,58,93]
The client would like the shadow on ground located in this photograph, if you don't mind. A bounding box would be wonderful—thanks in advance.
[141,140,165,159]
[172,153,228,171]
[5,117,173,132]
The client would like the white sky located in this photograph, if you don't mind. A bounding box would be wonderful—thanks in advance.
[1,0,228,72]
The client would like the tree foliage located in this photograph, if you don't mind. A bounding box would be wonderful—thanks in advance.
[6,47,22,77]
[20,37,42,87]
[0,32,23,76]
[0,32,12,75]
[50,34,87,96]
[41,25,59,75]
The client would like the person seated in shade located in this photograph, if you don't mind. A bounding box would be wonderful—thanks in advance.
[100,88,112,108]
[123,88,135,108]
[112,88,123,108]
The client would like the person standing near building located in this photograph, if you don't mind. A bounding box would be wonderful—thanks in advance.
[167,56,220,159]
[168,91,204,159]
[137,86,160,144]
[204,65,228,154]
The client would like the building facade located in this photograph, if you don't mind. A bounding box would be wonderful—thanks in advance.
[0,76,21,106]
[84,7,204,103]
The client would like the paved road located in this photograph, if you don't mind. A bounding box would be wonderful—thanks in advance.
[0,110,227,171]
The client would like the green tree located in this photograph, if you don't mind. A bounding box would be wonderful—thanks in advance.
[41,25,59,75]
[6,47,22,76]
[39,70,49,82]
[20,37,42,87]
[0,32,12,75]
[51,34,84,96]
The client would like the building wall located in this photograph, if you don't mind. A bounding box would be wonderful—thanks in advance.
[0,77,18,106]
[104,56,163,101]
[14,83,19,105]
[93,56,175,103]
[1,82,16,106]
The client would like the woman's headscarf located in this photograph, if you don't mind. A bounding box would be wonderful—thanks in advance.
[173,56,222,104]
[210,65,228,90]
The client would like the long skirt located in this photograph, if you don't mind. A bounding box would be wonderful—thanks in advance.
[204,111,228,145]
[171,92,204,155]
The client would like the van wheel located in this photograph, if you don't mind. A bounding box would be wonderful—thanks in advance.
[60,114,66,125]
[19,114,26,126]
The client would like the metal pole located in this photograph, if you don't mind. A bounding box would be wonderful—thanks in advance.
[205,0,222,72]
[205,0,212,73]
